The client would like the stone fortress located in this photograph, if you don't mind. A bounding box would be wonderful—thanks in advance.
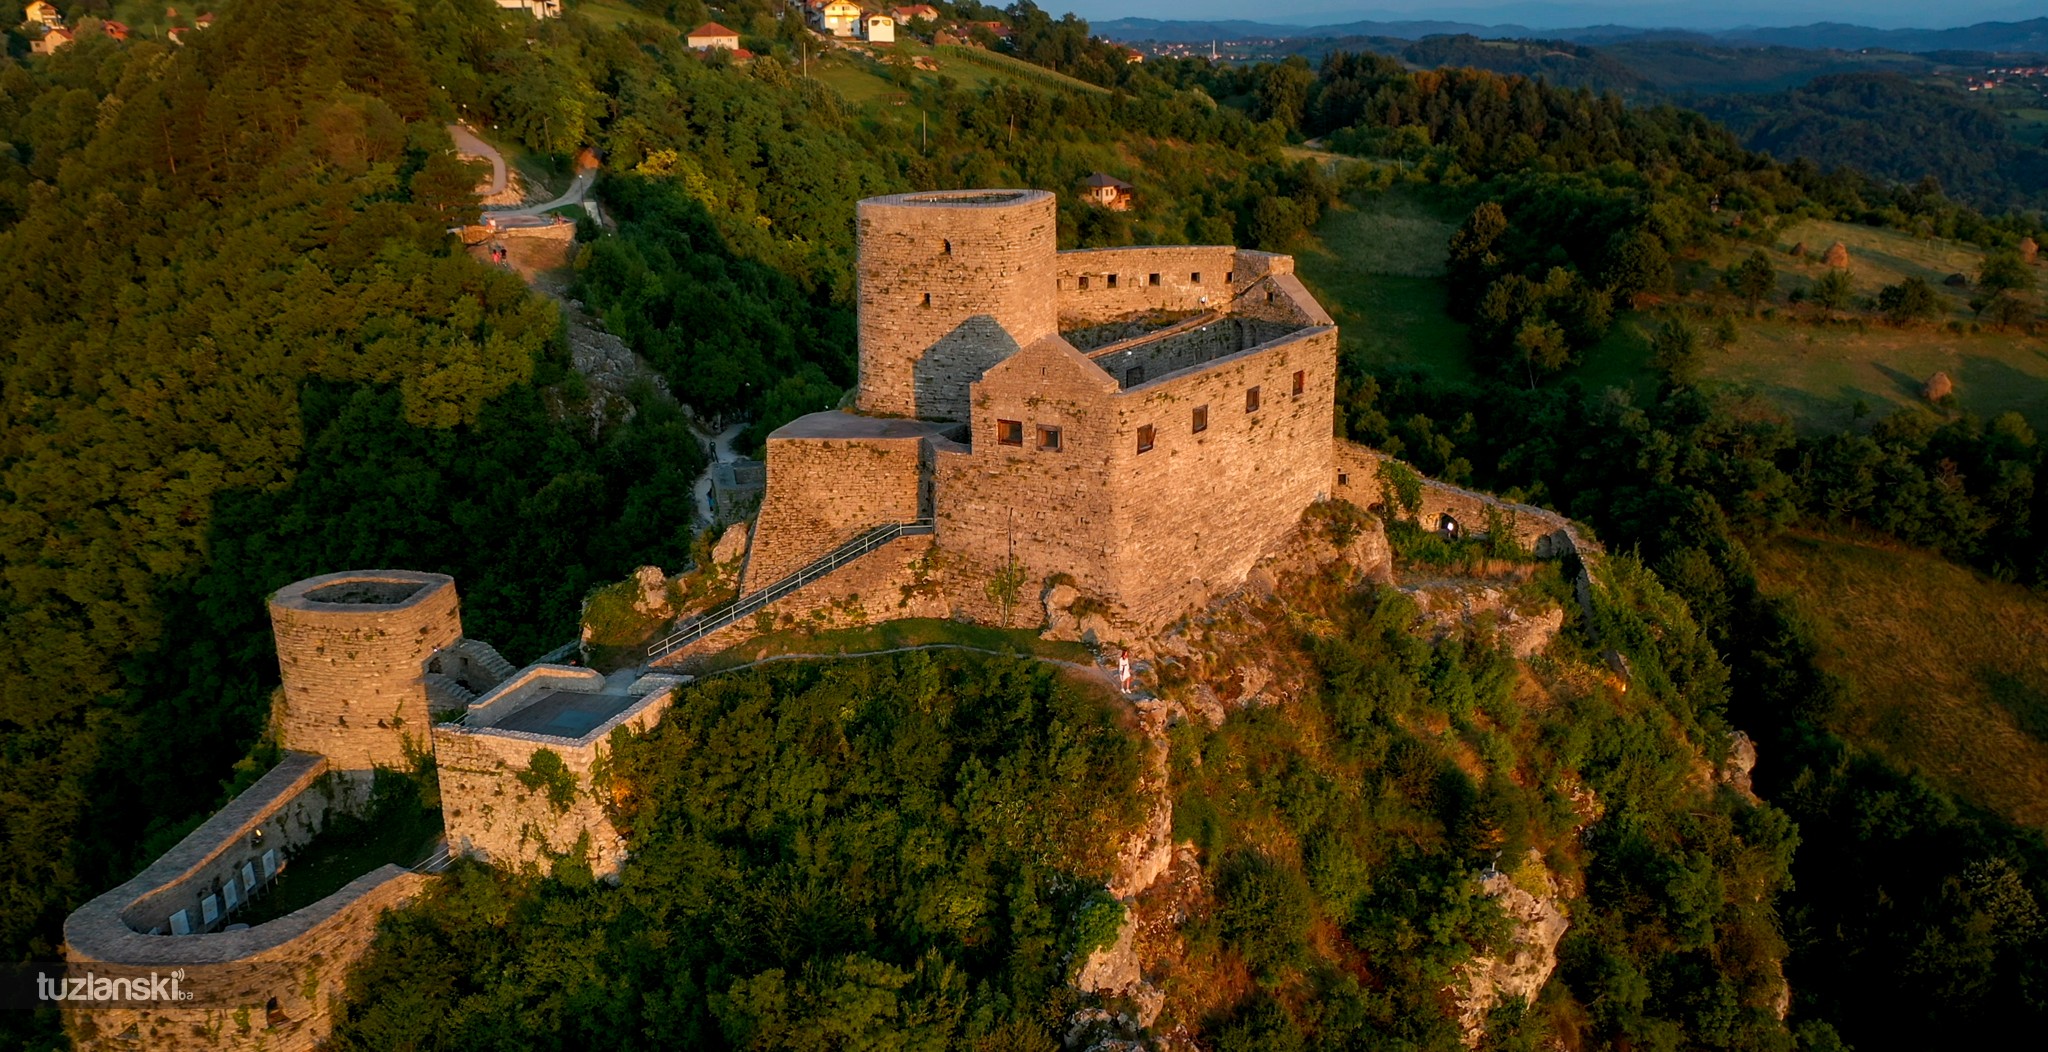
[59,189,1595,1050]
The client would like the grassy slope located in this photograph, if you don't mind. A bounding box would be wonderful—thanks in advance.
[1292,189,1476,384]
[1684,220,2048,429]
[1754,532,2048,829]
[1299,196,2048,427]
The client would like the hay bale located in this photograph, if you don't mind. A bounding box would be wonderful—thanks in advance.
[1823,241,1850,268]
[1945,272,1969,287]
[1788,242,1806,257]
[1923,371,1954,404]
[2023,236,2040,264]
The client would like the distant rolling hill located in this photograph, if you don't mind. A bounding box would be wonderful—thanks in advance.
[1094,16,2048,54]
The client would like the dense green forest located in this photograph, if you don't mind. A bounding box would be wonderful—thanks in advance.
[334,651,1144,1049]
[5,0,2048,1050]
[1699,73,2048,214]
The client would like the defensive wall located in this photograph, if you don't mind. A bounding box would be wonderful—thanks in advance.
[747,188,1344,631]
[269,570,464,770]
[436,667,685,877]
[856,189,1060,421]
[739,415,956,593]
[63,753,425,1051]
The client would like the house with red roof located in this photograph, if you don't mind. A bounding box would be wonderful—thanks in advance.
[686,21,740,50]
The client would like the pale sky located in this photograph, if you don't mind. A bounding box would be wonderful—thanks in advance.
[1056,1,2044,31]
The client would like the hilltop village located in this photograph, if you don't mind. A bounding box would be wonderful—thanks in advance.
[58,189,1596,1050]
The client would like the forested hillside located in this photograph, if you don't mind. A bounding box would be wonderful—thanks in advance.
[1700,73,2048,214]
[5,1,2048,1050]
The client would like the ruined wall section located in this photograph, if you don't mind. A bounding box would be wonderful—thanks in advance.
[741,429,930,594]
[857,190,1058,420]
[933,337,1126,606]
[1329,441,1588,558]
[434,684,677,878]
[1107,326,1339,625]
[63,753,419,1052]
[269,571,463,771]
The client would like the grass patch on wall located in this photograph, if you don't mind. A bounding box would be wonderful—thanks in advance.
[1754,531,2048,829]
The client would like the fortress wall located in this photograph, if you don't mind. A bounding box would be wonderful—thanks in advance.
[656,535,962,661]
[1053,246,1238,325]
[64,753,421,1052]
[934,339,1126,606]
[1088,317,1298,388]
[269,571,463,771]
[436,685,677,877]
[1329,440,1586,555]
[1108,326,1339,625]
[857,190,1058,419]
[742,433,928,593]
[463,664,605,727]
[67,869,428,1052]
[115,754,365,937]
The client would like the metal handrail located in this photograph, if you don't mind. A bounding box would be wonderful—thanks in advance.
[647,519,935,660]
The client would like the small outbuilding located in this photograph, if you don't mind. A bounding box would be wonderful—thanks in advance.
[863,12,895,43]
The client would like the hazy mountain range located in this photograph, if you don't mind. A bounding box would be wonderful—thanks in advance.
[1092,16,2048,53]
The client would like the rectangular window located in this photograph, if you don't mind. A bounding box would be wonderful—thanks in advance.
[1036,425,1062,451]
[1078,275,1090,290]
[1293,370,1306,397]
[1107,274,1119,289]
[1148,273,1161,286]
[1226,270,1234,283]
[1137,425,1155,453]
[997,419,1023,446]
[1124,365,1144,387]
[921,292,931,307]
[1246,386,1262,413]
[1192,405,1208,433]
[1191,271,1202,284]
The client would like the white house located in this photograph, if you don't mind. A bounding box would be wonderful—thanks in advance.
[495,0,562,18]
[812,0,861,37]
[687,21,741,50]
[863,13,894,43]
[23,1,60,27]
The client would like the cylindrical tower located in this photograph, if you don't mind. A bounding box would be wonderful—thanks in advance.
[268,570,463,771]
[856,189,1058,420]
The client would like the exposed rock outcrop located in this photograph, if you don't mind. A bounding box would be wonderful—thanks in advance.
[1457,852,1570,1046]
[1721,730,1760,803]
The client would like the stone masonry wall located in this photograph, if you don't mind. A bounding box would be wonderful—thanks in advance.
[269,571,463,771]
[1088,317,1296,389]
[1108,326,1338,625]
[1053,246,1238,324]
[1330,440,1585,557]
[434,686,676,878]
[64,753,417,1052]
[742,433,927,593]
[934,338,1127,607]
[857,190,1059,420]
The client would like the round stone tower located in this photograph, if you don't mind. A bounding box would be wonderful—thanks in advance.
[856,189,1058,420]
[268,570,463,771]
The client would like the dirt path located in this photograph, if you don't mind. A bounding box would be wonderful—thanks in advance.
[446,123,506,196]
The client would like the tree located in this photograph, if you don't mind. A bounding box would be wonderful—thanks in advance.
[1650,317,1702,382]
[1877,277,1943,325]
[1603,227,1672,307]
[1978,250,2034,297]
[1723,250,1777,313]
[1809,268,1855,311]
[1512,319,1571,388]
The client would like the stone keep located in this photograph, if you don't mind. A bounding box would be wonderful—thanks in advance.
[857,189,1060,421]
[268,570,463,770]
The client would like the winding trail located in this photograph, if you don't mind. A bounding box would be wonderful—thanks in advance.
[691,421,750,527]
[446,122,599,221]
[446,123,506,196]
